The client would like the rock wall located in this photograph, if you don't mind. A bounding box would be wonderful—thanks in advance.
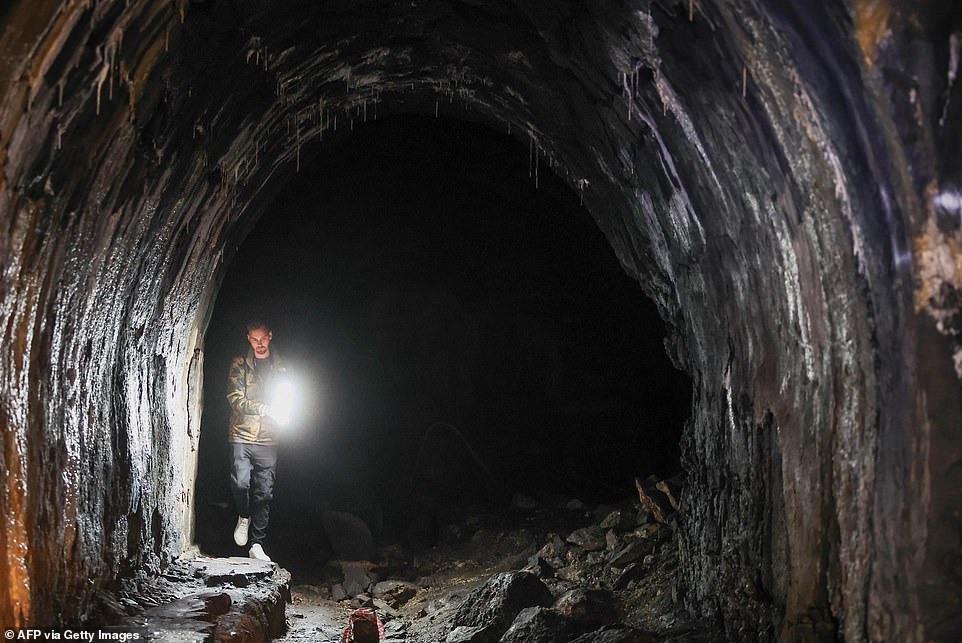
[0,0,959,639]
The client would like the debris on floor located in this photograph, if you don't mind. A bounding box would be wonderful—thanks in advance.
[279,475,722,642]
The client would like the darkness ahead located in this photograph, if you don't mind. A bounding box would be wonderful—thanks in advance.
[194,116,691,571]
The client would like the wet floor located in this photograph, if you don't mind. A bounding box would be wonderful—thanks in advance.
[277,589,348,642]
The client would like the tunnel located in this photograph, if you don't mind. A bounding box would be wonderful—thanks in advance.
[192,114,693,572]
[1,0,961,640]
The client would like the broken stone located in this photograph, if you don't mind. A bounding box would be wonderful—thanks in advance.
[345,576,373,597]
[524,555,555,579]
[555,564,587,583]
[372,579,418,606]
[384,619,407,641]
[608,541,648,569]
[605,530,619,551]
[536,533,567,559]
[300,584,332,600]
[566,547,586,562]
[331,583,348,601]
[633,478,669,524]
[451,571,553,638]
[499,606,589,643]
[351,595,370,609]
[633,523,662,539]
[552,588,618,627]
[599,510,633,531]
[566,526,606,551]
[324,510,376,561]
[373,597,401,619]
[585,551,606,566]
[612,562,643,590]
[445,624,498,642]
[567,626,658,643]
[567,499,587,511]
[191,557,274,588]
[340,561,376,597]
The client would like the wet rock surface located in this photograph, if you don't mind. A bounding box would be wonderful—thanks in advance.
[1,0,961,639]
[93,556,290,641]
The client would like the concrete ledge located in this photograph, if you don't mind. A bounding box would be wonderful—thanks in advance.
[114,557,291,641]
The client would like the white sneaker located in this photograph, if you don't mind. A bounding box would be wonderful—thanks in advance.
[233,517,250,546]
[249,543,272,562]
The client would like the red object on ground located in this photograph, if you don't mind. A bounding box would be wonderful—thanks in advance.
[339,607,385,642]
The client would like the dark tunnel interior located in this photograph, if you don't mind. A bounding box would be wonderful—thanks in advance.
[194,115,691,575]
[3,0,962,639]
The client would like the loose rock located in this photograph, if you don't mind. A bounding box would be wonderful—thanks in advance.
[599,510,632,531]
[445,624,498,643]
[340,561,377,597]
[568,626,658,643]
[451,571,553,638]
[499,606,589,643]
[608,541,648,569]
[553,588,618,627]
[567,526,606,552]
[372,580,418,607]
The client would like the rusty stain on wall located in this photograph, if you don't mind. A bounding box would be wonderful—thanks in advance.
[853,0,894,67]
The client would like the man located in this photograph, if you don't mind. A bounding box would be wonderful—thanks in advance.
[226,320,286,562]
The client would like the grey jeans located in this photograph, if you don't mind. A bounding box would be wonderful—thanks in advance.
[230,442,277,545]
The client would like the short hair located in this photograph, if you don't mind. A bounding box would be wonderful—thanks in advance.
[246,319,271,334]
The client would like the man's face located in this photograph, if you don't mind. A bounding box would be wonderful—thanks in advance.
[247,327,272,358]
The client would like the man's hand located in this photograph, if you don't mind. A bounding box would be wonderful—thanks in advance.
[262,403,291,427]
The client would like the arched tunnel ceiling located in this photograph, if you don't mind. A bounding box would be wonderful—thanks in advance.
[1,0,961,639]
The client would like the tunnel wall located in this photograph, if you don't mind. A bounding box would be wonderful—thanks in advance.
[1,0,960,639]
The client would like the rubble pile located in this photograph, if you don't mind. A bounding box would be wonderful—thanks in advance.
[311,475,719,642]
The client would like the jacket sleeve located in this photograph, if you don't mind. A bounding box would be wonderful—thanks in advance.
[226,357,266,416]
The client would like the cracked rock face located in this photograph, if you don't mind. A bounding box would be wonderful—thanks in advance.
[1,0,960,640]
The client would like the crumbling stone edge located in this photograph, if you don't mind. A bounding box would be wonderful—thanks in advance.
[95,557,292,641]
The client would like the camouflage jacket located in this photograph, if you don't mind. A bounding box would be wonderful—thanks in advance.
[226,349,287,444]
